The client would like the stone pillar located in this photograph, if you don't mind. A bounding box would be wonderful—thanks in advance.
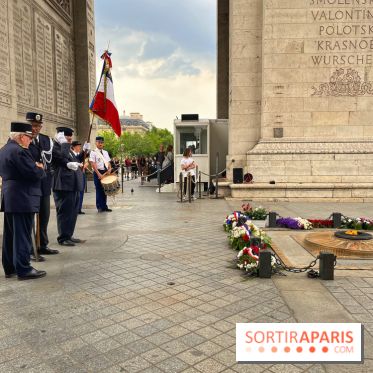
[217,0,229,120]
[227,0,262,177]
[73,0,95,140]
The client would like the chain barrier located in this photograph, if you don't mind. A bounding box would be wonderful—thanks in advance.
[270,251,337,278]
[199,168,227,178]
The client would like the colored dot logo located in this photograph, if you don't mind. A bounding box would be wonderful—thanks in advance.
[284,347,291,353]
[310,346,316,353]
[322,346,329,353]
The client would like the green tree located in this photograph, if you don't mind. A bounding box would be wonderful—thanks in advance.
[99,127,173,158]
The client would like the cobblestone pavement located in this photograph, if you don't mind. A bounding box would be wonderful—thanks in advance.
[0,181,372,372]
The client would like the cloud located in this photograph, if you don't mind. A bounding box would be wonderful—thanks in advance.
[94,0,217,130]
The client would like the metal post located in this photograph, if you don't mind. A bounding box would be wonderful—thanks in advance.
[157,169,161,193]
[195,165,199,197]
[179,172,183,202]
[258,251,272,278]
[188,173,192,203]
[332,212,342,229]
[268,212,277,228]
[120,144,124,193]
[121,163,124,193]
[319,252,336,280]
[198,171,202,199]
[215,152,219,199]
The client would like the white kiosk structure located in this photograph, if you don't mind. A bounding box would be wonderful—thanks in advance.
[174,115,228,188]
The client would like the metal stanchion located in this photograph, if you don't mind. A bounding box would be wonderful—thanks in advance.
[195,166,199,198]
[179,172,183,203]
[198,171,202,199]
[268,212,277,228]
[188,173,191,203]
[157,169,161,193]
[215,152,219,199]
[121,163,124,193]
[332,212,342,228]
[319,252,336,280]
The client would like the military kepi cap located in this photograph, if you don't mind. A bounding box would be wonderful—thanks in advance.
[71,140,81,147]
[26,112,43,123]
[11,122,33,135]
[56,127,74,136]
[96,136,104,142]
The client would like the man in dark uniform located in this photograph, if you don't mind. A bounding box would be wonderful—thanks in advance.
[0,122,46,280]
[51,127,85,246]
[71,141,88,215]
[27,112,59,259]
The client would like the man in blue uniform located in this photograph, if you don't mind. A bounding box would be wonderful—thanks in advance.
[89,136,112,212]
[27,112,59,259]
[0,122,47,280]
[51,127,85,246]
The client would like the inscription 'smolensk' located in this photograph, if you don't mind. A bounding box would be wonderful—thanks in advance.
[311,68,373,96]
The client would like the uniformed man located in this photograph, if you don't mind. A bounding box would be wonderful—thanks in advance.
[27,112,59,259]
[89,136,112,212]
[71,140,89,215]
[51,127,85,246]
[0,122,46,280]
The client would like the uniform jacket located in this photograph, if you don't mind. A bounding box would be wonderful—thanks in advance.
[51,141,84,192]
[0,140,46,213]
[29,133,53,196]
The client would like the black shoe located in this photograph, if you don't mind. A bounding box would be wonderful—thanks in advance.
[18,268,47,281]
[58,240,75,247]
[30,254,45,262]
[5,272,16,279]
[39,247,59,255]
[104,208,112,212]
[78,211,85,215]
[70,237,86,244]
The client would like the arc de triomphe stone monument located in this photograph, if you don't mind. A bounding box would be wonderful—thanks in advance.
[218,0,373,201]
[0,0,95,143]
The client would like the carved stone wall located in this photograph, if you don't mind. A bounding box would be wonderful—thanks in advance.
[0,0,95,144]
[221,0,373,197]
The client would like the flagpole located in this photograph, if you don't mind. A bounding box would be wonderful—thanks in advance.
[87,112,95,143]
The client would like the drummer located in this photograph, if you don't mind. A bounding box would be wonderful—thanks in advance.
[89,136,112,213]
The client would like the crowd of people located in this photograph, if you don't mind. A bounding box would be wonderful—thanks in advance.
[0,113,116,280]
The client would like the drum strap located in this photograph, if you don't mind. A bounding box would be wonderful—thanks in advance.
[95,149,109,170]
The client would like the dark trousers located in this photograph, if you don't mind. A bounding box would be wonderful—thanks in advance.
[2,213,33,276]
[93,171,108,211]
[184,175,195,196]
[53,191,79,243]
[39,195,50,250]
[79,173,86,212]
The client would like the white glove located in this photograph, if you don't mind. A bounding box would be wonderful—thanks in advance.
[55,132,67,144]
[67,162,79,171]
[83,142,91,151]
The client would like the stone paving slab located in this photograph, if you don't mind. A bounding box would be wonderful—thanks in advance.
[0,182,371,372]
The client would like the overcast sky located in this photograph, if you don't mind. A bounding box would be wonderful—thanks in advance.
[94,0,217,131]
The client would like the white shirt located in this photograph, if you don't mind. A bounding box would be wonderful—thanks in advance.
[180,157,195,177]
[89,148,110,170]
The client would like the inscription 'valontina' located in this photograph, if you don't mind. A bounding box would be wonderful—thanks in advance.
[311,68,373,96]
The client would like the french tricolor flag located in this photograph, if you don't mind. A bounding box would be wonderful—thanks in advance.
[90,51,122,137]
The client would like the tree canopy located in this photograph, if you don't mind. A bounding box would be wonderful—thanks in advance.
[99,127,173,158]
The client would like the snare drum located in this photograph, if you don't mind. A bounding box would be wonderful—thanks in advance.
[101,175,120,196]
